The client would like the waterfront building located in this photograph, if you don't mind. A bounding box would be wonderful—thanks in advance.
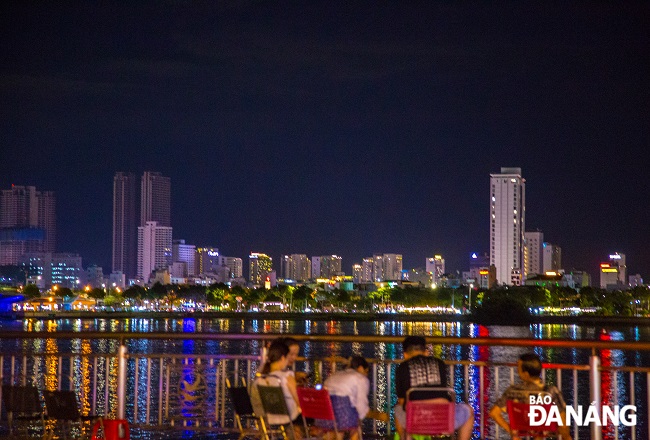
[600,252,627,290]
[51,253,82,289]
[219,256,243,278]
[352,263,362,283]
[85,265,104,289]
[172,239,196,276]
[425,255,445,285]
[169,261,187,278]
[140,171,171,227]
[0,185,56,265]
[468,252,490,289]
[311,255,342,279]
[490,167,526,285]
[109,271,126,289]
[543,242,562,272]
[563,270,590,290]
[137,221,173,281]
[524,231,543,277]
[19,252,82,289]
[249,252,272,285]
[403,267,432,285]
[360,258,374,283]
[282,254,311,281]
[629,273,643,288]
[368,253,403,281]
[196,247,219,275]
[112,172,138,280]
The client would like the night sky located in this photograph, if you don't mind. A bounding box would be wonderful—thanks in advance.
[1,2,649,280]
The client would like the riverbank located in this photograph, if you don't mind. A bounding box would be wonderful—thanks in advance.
[2,310,649,326]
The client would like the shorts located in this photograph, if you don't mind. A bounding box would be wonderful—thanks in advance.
[393,401,471,431]
[315,395,360,430]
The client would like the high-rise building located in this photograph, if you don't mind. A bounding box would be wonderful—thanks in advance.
[524,231,544,276]
[600,252,626,290]
[137,221,173,281]
[360,258,373,283]
[468,252,490,289]
[140,172,171,227]
[0,185,56,265]
[311,255,343,279]
[249,253,272,284]
[112,172,138,279]
[369,254,403,281]
[542,243,562,272]
[282,254,311,281]
[218,256,243,278]
[196,247,219,274]
[490,167,526,285]
[426,255,445,285]
[352,264,362,283]
[172,239,196,277]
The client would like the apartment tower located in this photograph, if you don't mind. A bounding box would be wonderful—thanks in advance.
[112,172,138,279]
[490,167,526,285]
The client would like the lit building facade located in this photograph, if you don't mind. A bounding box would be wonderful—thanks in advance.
[112,172,138,280]
[219,256,243,278]
[490,167,526,285]
[19,252,82,289]
[468,252,490,289]
[0,185,56,265]
[369,253,403,281]
[249,252,272,284]
[311,255,342,279]
[524,231,544,276]
[600,252,626,290]
[282,254,311,281]
[196,247,219,274]
[140,172,171,227]
[542,242,562,272]
[137,221,173,281]
[360,258,373,283]
[172,239,196,276]
[426,255,445,285]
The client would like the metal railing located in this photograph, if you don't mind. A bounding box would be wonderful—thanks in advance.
[0,332,649,439]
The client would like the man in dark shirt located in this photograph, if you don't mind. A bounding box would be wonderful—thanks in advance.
[394,336,473,440]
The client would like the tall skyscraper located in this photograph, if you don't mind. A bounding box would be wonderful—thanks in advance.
[196,247,219,274]
[140,171,171,227]
[137,221,173,281]
[112,172,138,279]
[249,252,272,284]
[218,256,243,278]
[524,231,544,276]
[0,185,55,265]
[490,167,526,285]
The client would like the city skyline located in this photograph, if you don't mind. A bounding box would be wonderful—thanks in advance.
[1,2,648,278]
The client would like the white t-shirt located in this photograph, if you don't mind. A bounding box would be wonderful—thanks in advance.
[323,369,370,420]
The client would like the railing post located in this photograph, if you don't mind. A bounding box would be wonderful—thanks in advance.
[117,343,127,420]
[589,352,601,440]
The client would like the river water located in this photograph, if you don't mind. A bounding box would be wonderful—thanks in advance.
[0,317,648,439]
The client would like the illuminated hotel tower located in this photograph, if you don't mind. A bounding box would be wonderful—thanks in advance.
[490,167,526,285]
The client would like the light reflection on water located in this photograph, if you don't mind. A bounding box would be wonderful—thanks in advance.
[1,318,649,439]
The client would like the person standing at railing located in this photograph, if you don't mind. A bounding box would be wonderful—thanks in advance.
[394,336,474,440]
[489,353,572,440]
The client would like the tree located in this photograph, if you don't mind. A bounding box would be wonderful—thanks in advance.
[23,283,40,298]
[88,287,105,299]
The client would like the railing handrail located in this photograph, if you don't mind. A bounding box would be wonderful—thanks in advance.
[1,331,650,351]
